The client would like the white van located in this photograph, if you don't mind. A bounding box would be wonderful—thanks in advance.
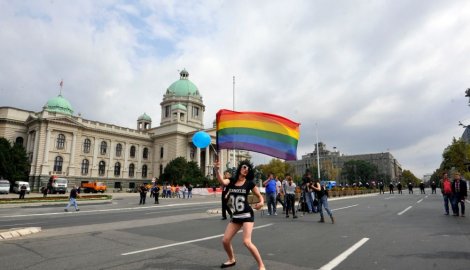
[50,178,68,194]
[0,180,10,194]
[13,181,31,194]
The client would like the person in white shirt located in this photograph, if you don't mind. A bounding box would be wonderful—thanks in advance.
[283,175,298,219]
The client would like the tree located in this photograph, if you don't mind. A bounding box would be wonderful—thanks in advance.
[438,137,470,179]
[401,170,420,186]
[256,158,291,180]
[160,157,205,186]
[341,160,378,184]
[0,137,30,183]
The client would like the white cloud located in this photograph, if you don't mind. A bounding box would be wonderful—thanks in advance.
[1,0,470,178]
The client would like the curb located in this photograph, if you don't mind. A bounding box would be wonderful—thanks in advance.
[0,227,42,240]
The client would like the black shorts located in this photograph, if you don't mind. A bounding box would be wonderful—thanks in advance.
[231,209,254,224]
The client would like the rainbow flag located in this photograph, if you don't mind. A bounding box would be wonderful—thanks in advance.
[216,109,300,160]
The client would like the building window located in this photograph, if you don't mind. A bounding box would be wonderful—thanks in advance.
[56,134,65,149]
[116,143,122,157]
[129,164,135,177]
[159,164,163,176]
[142,165,148,178]
[114,162,121,176]
[83,139,91,153]
[143,147,149,159]
[165,105,170,118]
[100,141,107,155]
[192,106,199,118]
[160,146,164,159]
[98,161,106,176]
[130,146,136,158]
[54,156,63,173]
[15,137,24,145]
[81,159,89,175]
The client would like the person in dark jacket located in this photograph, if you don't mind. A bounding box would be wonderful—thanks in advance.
[451,172,467,217]
[64,186,80,212]
[139,184,148,205]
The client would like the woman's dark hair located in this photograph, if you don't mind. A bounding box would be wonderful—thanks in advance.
[234,159,255,181]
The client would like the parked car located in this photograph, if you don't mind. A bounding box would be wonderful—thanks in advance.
[0,180,10,194]
[49,177,68,194]
[13,181,31,194]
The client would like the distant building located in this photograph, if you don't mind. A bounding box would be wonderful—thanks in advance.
[287,142,402,183]
[0,69,249,191]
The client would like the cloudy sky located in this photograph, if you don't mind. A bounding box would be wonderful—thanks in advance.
[1,0,470,178]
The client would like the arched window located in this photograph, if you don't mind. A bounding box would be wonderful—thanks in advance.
[83,139,91,153]
[98,161,106,176]
[116,143,122,157]
[130,146,136,158]
[143,147,149,159]
[56,134,65,149]
[129,164,135,177]
[114,162,121,176]
[54,156,63,173]
[81,159,89,175]
[15,137,24,145]
[142,165,148,178]
[100,141,107,155]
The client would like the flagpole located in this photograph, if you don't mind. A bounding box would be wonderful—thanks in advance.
[232,76,236,169]
[316,123,321,180]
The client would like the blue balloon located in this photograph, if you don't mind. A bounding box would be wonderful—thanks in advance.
[192,131,211,148]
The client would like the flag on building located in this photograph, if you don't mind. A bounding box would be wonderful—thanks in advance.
[216,109,300,161]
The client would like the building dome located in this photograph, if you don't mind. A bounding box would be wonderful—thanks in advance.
[171,103,187,111]
[167,69,200,96]
[138,112,152,121]
[44,94,74,116]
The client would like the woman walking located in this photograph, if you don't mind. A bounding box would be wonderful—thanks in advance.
[312,179,335,224]
[214,160,265,270]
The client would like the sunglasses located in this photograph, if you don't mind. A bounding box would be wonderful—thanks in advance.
[241,165,250,170]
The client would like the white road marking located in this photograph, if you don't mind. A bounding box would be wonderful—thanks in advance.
[121,223,274,256]
[332,204,358,211]
[319,237,370,270]
[417,199,423,204]
[0,201,218,218]
[398,206,412,215]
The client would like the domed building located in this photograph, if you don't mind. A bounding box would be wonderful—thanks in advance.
[0,70,248,191]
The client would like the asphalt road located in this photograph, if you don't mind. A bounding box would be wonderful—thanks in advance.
[0,190,469,270]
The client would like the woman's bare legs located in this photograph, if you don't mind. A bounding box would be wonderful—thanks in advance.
[242,222,265,270]
[222,222,242,264]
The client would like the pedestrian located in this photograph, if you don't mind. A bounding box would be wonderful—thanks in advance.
[451,172,467,217]
[187,183,193,198]
[212,184,217,198]
[440,172,452,215]
[275,176,285,212]
[431,181,437,194]
[389,183,394,194]
[152,185,160,204]
[221,171,233,220]
[312,178,334,224]
[214,160,265,270]
[397,182,403,194]
[301,170,314,213]
[408,182,413,194]
[139,183,148,205]
[419,182,425,194]
[64,186,80,212]
[41,186,48,197]
[379,182,385,194]
[182,185,187,199]
[19,184,27,199]
[263,173,277,216]
[284,175,297,219]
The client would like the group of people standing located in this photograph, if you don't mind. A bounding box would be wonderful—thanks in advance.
[261,170,334,223]
[440,172,467,217]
